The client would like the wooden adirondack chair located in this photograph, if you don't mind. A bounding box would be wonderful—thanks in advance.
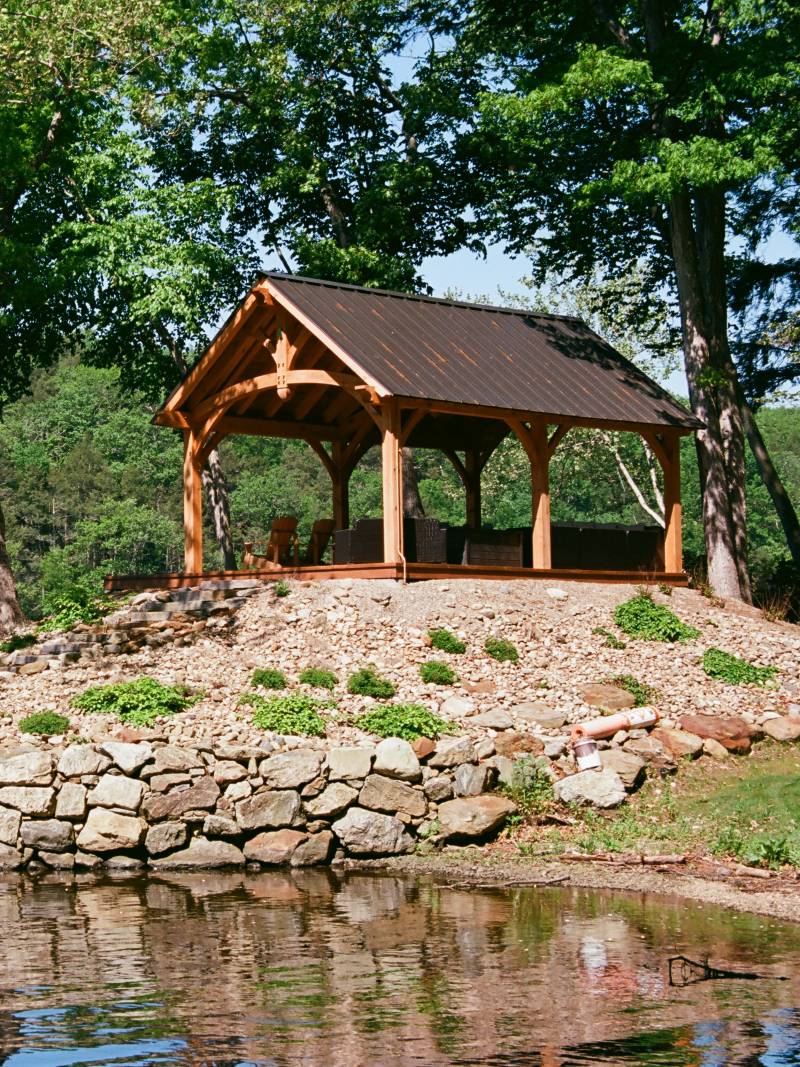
[303,519,335,565]
[243,516,299,569]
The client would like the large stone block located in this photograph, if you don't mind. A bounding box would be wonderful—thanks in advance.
[101,741,153,774]
[554,768,627,809]
[679,714,756,754]
[142,777,220,821]
[453,763,494,798]
[145,821,188,856]
[599,749,646,791]
[331,807,413,855]
[291,831,334,867]
[372,738,421,781]
[236,789,302,831]
[259,750,323,789]
[0,750,54,786]
[326,747,374,781]
[0,806,21,845]
[244,829,307,864]
[0,786,55,816]
[304,782,358,819]
[143,745,204,776]
[55,783,87,820]
[437,795,517,839]
[428,737,476,769]
[57,746,111,778]
[20,818,73,852]
[358,774,426,818]
[77,809,146,852]
[88,774,145,812]
[149,837,244,869]
[0,843,23,869]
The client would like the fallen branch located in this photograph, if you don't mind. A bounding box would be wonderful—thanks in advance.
[732,863,775,880]
[561,851,686,866]
[439,875,569,890]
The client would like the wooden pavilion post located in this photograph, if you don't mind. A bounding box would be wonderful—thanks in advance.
[183,429,204,573]
[380,399,404,563]
[508,417,551,569]
[661,432,683,572]
[465,448,482,528]
[331,440,350,530]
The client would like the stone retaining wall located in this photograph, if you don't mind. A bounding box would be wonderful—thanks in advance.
[0,736,517,871]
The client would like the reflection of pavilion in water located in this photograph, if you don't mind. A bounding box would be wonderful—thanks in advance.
[0,872,798,1066]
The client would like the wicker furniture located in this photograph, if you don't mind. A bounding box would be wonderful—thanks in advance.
[334,517,448,564]
[463,528,524,567]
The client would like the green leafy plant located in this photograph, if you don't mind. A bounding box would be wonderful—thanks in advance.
[484,636,519,663]
[428,628,466,654]
[419,660,457,685]
[355,703,454,740]
[0,633,37,654]
[592,626,626,649]
[607,673,659,706]
[71,677,200,726]
[657,582,673,597]
[274,579,290,597]
[241,692,328,737]
[614,593,700,643]
[347,667,396,699]
[703,647,778,687]
[500,757,555,826]
[299,667,338,690]
[251,668,288,690]
[19,710,70,735]
[37,591,117,634]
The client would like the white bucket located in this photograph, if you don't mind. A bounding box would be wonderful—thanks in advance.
[573,737,601,771]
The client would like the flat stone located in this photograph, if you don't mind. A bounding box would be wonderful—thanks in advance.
[0,750,54,786]
[680,714,755,753]
[149,773,193,793]
[554,768,627,809]
[331,807,413,855]
[291,831,334,866]
[358,774,426,818]
[145,821,188,856]
[622,736,677,771]
[703,737,731,759]
[304,782,358,818]
[203,814,240,839]
[470,710,513,731]
[581,684,636,710]
[236,789,302,831]
[0,787,55,816]
[423,775,453,802]
[149,837,245,869]
[0,807,21,845]
[39,850,75,869]
[438,795,517,839]
[0,843,23,869]
[453,763,494,797]
[142,777,220,821]
[485,755,516,787]
[372,738,421,782]
[245,829,308,864]
[214,760,248,785]
[429,737,475,768]
[493,732,545,759]
[145,745,204,775]
[260,750,324,789]
[511,702,567,729]
[326,747,374,781]
[762,717,800,742]
[87,774,145,812]
[100,741,153,774]
[412,737,436,760]
[651,727,704,759]
[440,696,475,718]
[18,660,48,675]
[55,783,87,820]
[465,679,496,695]
[57,746,111,778]
[20,818,73,852]
[599,749,646,791]
[213,743,264,762]
[76,809,145,852]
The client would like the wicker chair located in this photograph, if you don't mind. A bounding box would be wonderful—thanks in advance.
[463,528,524,567]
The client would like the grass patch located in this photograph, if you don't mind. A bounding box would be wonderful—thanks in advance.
[0,633,37,654]
[241,692,329,737]
[592,626,626,650]
[71,677,200,727]
[606,673,659,706]
[484,637,519,663]
[251,668,288,690]
[614,592,700,643]
[419,660,457,685]
[274,579,290,597]
[702,647,778,687]
[347,667,396,699]
[428,628,466,654]
[19,710,70,736]
[298,667,338,690]
[355,703,454,741]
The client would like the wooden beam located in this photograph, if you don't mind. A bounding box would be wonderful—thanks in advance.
[343,413,377,471]
[182,430,203,573]
[661,432,683,572]
[213,415,345,441]
[508,418,551,569]
[548,422,571,458]
[331,440,350,530]
[380,399,404,563]
[305,438,335,479]
[465,448,482,528]
[400,407,426,446]
[441,447,468,487]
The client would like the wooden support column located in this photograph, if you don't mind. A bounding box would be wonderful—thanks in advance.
[331,440,350,530]
[380,399,404,563]
[182,429,203,574]
[508,417,551,569]
[661,432,683,572]
[465,449,482,528]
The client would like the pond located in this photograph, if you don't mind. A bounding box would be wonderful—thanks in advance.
[1,871,799,1066]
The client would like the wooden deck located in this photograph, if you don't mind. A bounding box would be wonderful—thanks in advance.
[104,562,689,593]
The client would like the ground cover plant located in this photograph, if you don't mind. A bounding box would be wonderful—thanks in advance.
[71,677,200,726]
[607,673,659,706]
[428,628,466,654]
[592,626,625,649]
[299,667,337,690]
[614,592,700,643]
[484,637,519,663]
[347,667,396,699]
[19,710,70,735]
[419,660,457,685]
[500,756,555,825]
[37,591,118,634]
[702,647,778,687]
[274,580,290,597]
[251,668,288,690]
[241,692,328,737]
[0,633,37,653]
[355,702,453,741]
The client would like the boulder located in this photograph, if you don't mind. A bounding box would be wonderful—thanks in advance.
[372,738,421,782]
[145,821,188,856]
[20,818,73,852]
[77,809,146,852]
[331,807,413,855]
[213,760,248,785]
[599,749,646,791]
[55,783,87,820]
[260,750,324,789]
[236,789,302,831]
[580,684,636,710]
[87,774,144,812]
[423,775,453,803]
[493,732,544,759]
[149,837,245,869]
[304,782,358,819]
[680,714,755,753]
[100,741,153,774]
[57,746,111,778]
[470,710,513,731]
[453,763,494,797]
[39,851,75,869]
[437,795,517,839]
[762,717,800,742]
[485,755,516,788]
[622,736,676,772]
[144,745,204,775]
[412,737,436,760]
[554,768,627,809]
[245,829,307,864]
[703,737,731,759]
[203,814,240,838]
[0,787,54,816]
[291,831,334,867]
[439,696,475,718]
[428,737,475,768]
[326,747,374,781]
[358,774,426,818]
[0,750,54,786]
[511,702,567,729]
[0,843,23,869]
[651,727,704,759]
[149,773,192,793]
[142,777,220,821]
[0,807,21,845]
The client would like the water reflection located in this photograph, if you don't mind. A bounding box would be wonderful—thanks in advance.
[0,871,798,1065]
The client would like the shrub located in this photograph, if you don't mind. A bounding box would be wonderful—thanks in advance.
[251,668,288,690]
[428,628,466,654]
[592,626,625,650]
[419,660,457,685]
[614,593,700,643]
[355,703,453,741]
[71,677,200,726]
[703,648,778,687]
[607,673,659,706]
[484,637,519,663]
[274,579,290,597]
[37,591,117,634]
[299,667,338,690]
[0,633,37,654]
[500,756,555,824]
[19,710,70,736]
[241,692,328,737]
[347,667,396,699]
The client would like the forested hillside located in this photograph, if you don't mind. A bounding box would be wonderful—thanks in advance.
[2,358,796,619]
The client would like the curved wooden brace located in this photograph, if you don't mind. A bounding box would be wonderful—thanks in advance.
[441,447,468,488]
[305,438,335,479]
[548,422,571,458]
[400,407,426,446]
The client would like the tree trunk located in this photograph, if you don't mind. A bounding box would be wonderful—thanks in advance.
[402,448,425,517]
[740,400,800,566]
[201,447,236,569]
[0,501,24,635]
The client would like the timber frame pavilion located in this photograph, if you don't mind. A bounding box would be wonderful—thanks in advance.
[109,273,700,590]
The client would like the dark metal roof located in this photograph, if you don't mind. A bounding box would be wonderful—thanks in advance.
[264,272,699,430]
